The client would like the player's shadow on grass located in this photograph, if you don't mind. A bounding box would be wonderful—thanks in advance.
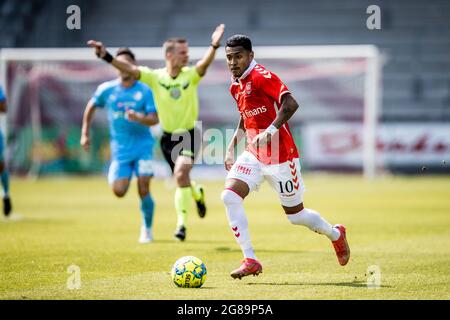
[246,281,392,288]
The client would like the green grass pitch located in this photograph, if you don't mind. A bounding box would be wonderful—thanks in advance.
[1,174,449,299]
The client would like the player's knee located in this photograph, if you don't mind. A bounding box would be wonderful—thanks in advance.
[138,186,149,198]
[113,191,126,198]
[283,203,304,216]
[174,169,183,181]
[112,186,127,198]
[174,169,189,185]
[221,189,242,206]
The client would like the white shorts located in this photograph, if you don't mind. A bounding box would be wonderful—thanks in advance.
[226,151,306,207]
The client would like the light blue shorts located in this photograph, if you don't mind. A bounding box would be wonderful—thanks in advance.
[107,150,154,185]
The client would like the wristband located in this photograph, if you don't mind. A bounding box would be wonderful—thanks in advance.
[101,51,113,63]
[265,124,278,135]
[211,43,220,49]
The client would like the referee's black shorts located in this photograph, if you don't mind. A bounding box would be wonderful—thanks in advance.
[160,127,202,173]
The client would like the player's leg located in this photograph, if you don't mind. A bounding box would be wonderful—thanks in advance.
[266,158,350,266]
[190,180,206,218]
[173,155,194,241]
[222,178,252,256]
[283,203,341,241]
[137,176,155,243]
[0,135,11,217]
[161,130,197,241]
[285,203,350,266]
[172,128,206,220]
[135,157,155,243]
[111,179,130,197]
[186,128,206,218]
[107,159,131,197]
[171,128,205,240]
[222,151,263,279]
[160,132,176,174]
[0,160,12,217]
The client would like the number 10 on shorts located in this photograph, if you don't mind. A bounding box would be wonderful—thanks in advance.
[278,180,295,194]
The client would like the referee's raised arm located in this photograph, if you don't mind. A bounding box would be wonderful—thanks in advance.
[87,40,141,80]
[195,24,225,77]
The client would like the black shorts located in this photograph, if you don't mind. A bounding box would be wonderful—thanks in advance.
[160,127,201,173]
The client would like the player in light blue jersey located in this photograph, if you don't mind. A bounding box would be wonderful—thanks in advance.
[0,85,12,217]
[81,48,159,243]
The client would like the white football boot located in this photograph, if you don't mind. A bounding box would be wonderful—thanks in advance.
[139,226,153,243]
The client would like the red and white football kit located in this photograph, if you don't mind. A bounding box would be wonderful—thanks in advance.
[227,60,305,207]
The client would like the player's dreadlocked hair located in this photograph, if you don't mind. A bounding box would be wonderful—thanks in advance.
[116,47,136,61]
[226,34,252,51]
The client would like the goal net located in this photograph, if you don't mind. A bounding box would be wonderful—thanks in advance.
[0,46,381,178]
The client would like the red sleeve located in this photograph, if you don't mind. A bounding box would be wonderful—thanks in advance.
[258,72,290,105]
[229,84,238,102]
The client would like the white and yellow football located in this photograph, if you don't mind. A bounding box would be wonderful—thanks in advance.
[171,256,207,288]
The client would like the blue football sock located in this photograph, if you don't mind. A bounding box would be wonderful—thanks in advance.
[1,171,9,197]
[140,194,154,229]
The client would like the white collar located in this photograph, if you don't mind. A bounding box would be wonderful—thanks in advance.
[232,59,257,83]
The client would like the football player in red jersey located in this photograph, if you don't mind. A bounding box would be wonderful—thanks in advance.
[221,35,350,279]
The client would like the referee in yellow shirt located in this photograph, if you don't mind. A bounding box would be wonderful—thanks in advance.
[88,24,225,241]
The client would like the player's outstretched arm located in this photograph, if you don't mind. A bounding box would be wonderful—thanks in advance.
[225,116,245,171]
[196,24,225,77]
[252,94,299,147]
[87,40,141,80]
[126,110,159,126]
[80,101,97,152]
